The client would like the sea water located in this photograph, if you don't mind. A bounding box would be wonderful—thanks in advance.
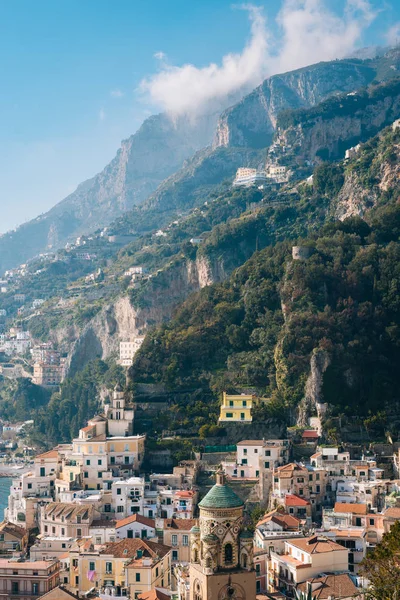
[0,478,12,521]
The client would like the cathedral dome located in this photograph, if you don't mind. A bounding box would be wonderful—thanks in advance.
[199,472,244,510]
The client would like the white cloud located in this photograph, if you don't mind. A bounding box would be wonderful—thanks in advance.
[386,22,400,46]
[139,0,376,118]
[99,108,106,121]
[154,51,167,61]
[110,89,124,98]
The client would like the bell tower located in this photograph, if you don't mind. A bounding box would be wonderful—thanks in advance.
[189,471,256,600]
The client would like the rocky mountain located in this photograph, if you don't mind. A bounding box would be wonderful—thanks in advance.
[2,49,400,276]
[214,48,400,149]
[276,78,400,164]
[0,112,218,273]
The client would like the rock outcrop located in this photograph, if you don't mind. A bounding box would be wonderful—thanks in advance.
[213,56,397,149]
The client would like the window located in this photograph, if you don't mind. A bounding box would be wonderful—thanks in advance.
[117,506,124,513]
[256,564,261,574]
[124,456,130,465]
[356,517,362,527]
[256,470,259,477]
[172,550,178,561]
[27,483,32,489]
[172,535,178,546]
[98,459,102,466]
[89,561,96,571]
[183,535,189,546]
[77,528,82,536]
[316,473,320,481]
[61,528,65,535]
[226,413,233,418]
[156,567,159,577]
[264,462,270,469]
[242,553,247,568]
[32,583,39,595]
[0,534,3,542]
[110,456,115,465]
[110,444,115,452]
[299,489,304,495]
[62,543,66,548]
[98,471,103,478]
[229,400,234,407]
[105,504,111,512]
[40,467,45,477]
[84,472,88,479]
[240,413,245,420]
[124,444,129,452]
[370,518,375,525]
[254,449,258,453]
[86,459,90,466]
[242,459,248,465]
[136,573,140,582]
[243,449,247,455]
[12,582,19,594]
[309,475,313,481]
[75,576,79,585]
[106,562,112,574]
[265,450,271,457]
[242,400,247,407]
[225,543,233,564]
[117,488,121,495]
[316,485,320,493]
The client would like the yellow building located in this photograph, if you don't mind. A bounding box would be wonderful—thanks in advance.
[219,393,254,423]
[68,537,171,596]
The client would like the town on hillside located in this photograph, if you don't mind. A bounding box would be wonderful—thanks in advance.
[0,384,398,598]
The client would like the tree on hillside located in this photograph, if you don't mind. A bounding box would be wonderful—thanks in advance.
[361,520,400,599]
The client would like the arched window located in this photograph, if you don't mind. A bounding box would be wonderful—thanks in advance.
[206,556,212,569]
[225,543,233,564]
[242,553,247,568]
[194,549,199,562]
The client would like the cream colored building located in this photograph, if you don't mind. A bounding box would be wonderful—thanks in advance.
[0,559,60,599]
[269,536,349,596]
[161,518,197,563]
[68,537,171,597]
[189,471,256,600]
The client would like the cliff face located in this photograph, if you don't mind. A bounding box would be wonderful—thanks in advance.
[214,60,378,149]
[66,254,225,376]
[277,80,400,165]
[0,113,218,273]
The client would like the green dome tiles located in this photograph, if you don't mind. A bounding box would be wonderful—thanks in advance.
[199,483,244,509]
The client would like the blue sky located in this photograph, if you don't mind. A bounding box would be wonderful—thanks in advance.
[0,0,399,233]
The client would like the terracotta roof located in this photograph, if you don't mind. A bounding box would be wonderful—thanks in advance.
[101,538,170,560]
[0,521,26,539]
[115,514,156,529]
[328,528,365,538]
[257,509,301,531]
[310,452,322,459]
[289,536,347,554]
[164,518,197,531]
[237,440,265,446]
[90,519,117,529]
[175,490,195,498]
[285,494,310,507]
[36,449,59,460]
[334,502,367,515]
[297,574,358,599]
[45,503,93,521]
[276,463,307,478]
[302,430,319,439]
[384,507,400,519]
[81,426,95,432]
[138,590,171,600]
[38,587,78,600]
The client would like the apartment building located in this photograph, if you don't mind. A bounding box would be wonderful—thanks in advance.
[161,518,197,563]
[69,538,171,597]
[218,393,254,423]
[269,536,349,596]
[115,514,156,541]
[41,503,99,539]
[0,521,26,555]
[119,337,145,367]
[0,559,60,599]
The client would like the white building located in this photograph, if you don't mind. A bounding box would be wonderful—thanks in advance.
[119,337,145,366]
[233,168,268,187]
